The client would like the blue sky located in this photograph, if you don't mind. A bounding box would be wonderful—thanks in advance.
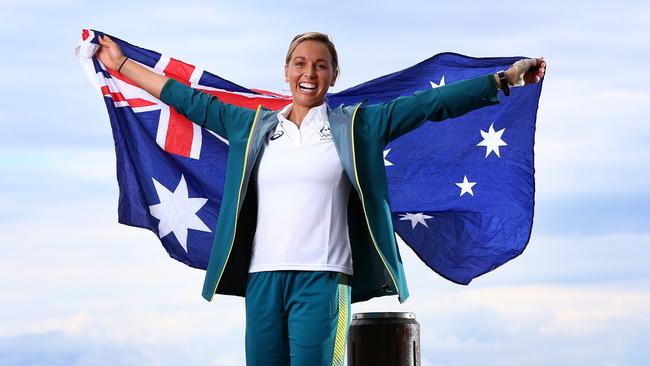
[1,0,649,365]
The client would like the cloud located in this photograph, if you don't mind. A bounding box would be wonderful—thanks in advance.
[346,233,650,364]
[353,272,650,365]
[0,330,246,366]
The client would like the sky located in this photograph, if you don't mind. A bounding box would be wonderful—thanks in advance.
[1,0,649,365]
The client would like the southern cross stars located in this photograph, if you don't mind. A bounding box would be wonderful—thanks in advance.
[149,175,211,252]
[455,175,477,197]
[477,123,507,158]
[383,148,393,167]
[399,212,434,229]
[381,97,497,200]
[430,76,445,88]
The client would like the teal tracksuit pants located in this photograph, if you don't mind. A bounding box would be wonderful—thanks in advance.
[245,271,352,366]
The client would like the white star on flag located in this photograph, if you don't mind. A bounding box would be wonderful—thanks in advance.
[149,175,211,252]
[399,212,434,229]
[455,175,477,197]
[477,123,507,158]
[430,76,445,88]
[383,148,394,166]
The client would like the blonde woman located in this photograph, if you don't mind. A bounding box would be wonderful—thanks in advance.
[97,32,545,366]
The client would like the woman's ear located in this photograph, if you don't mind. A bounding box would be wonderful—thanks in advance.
[284,64,289,83]
[330,69,339,87]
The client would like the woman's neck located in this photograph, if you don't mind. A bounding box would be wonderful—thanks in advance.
[287,104,311,128]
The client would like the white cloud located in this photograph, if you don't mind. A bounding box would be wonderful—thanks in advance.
[28,312,91,335]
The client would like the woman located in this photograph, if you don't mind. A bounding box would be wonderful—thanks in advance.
[97,32,545,366]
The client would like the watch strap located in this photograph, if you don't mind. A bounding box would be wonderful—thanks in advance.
[498,71,510,96]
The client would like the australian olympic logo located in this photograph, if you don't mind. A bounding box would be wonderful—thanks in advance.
[319,125,332,141]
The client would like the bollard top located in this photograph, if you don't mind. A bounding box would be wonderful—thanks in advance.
[352,312,416,320]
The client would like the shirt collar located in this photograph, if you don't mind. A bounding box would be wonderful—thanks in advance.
[277,103,328,127]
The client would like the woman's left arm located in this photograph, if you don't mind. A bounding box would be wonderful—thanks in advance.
[365,57,546,144]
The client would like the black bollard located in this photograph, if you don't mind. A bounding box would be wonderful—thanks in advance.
[347,312,420,366]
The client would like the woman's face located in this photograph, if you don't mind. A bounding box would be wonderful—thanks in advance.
[284,40,338,109]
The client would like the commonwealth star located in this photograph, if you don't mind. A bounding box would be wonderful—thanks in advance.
[149,175,211,252]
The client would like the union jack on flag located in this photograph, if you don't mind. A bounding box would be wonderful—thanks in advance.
[76,29,543,285]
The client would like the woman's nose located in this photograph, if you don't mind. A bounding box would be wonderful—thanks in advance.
[304,65,316,78]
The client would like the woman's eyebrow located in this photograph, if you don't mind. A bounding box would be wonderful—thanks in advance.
[292,56,329,63]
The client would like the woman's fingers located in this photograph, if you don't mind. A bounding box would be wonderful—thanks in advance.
[524,57,546,84]
[98,35,117,54]
[535,58,546,81]
[97,40,115,69]
[95,35,125,70]
[539,59,546,77]
[99,35,112,45]
[99,35,109,48]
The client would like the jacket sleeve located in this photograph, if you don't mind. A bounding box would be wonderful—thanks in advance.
[159,79,256,140]
[362,74,500,144]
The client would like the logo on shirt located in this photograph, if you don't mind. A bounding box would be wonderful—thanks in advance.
[319,126,332,141]
[270,131,284,141]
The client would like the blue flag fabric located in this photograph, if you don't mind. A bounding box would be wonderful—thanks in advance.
[77,29,542,285]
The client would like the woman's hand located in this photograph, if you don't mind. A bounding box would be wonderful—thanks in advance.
[94,34,168,99]
[97,35,126,71]
[506,57,546,86]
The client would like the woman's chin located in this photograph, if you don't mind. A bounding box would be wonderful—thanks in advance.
[292,95,325,109]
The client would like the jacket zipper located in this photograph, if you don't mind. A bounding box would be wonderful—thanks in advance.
[209,105,263,301]
[349,103,400,297]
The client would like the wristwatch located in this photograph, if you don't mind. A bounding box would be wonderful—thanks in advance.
[497,71,510,96]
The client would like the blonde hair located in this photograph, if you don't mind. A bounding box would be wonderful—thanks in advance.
[285,32,339,73]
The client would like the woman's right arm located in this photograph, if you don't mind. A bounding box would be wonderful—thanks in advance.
[97,35,168,99]
[96,35,255,139]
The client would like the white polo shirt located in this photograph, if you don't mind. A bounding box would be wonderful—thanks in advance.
[248,103,353,275]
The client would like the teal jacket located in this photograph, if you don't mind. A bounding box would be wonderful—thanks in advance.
[160,74,499,303]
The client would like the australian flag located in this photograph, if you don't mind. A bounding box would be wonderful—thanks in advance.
[76,29,543,285]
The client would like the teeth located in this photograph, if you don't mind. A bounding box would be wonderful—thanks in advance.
[299,83,316,90]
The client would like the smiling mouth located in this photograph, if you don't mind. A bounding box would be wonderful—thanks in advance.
[299,82,317,92]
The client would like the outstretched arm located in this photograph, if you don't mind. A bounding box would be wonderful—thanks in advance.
[97,35,168,99]
[365,57,546,144]
[95,35,255,139]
